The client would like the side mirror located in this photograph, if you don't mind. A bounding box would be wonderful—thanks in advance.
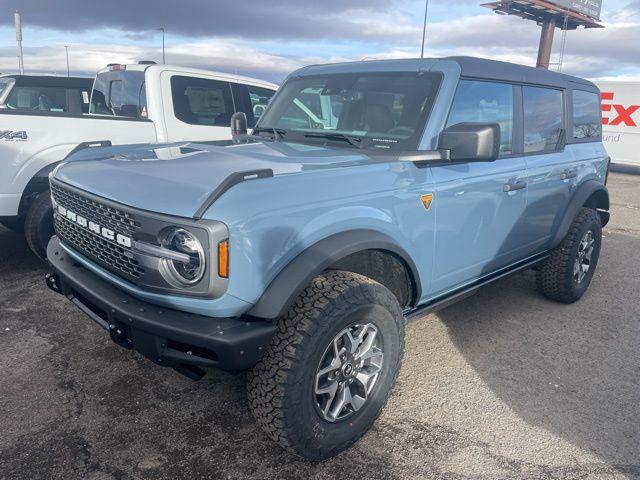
[230,112,248,144]
[438,122,501,162]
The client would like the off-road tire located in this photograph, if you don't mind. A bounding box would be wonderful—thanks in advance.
[536,207,602,303]
[24,190,55,262]
[247,270,405,460]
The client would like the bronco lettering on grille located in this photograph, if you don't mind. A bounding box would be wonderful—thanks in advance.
[57,205,132,248]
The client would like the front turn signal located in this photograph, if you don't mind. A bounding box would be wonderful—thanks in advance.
[218,240,229,278]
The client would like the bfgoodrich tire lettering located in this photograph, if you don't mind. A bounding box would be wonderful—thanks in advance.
[536,207,602,303]
[247,270,405,460]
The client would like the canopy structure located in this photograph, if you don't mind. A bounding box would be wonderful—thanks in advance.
[482,0,604,68]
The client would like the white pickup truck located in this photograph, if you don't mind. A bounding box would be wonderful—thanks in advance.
[0,62,277,259]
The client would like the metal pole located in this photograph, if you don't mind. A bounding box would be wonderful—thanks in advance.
[536,17,556,69]
[64,45,70,77]
[14,11,24,75]
[420,0,429,58]
[160,27,165,64]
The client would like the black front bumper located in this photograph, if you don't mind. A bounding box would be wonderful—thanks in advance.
[46,236,276,376]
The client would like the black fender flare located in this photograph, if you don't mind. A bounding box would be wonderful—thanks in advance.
[247,229,422,320]
[550,180,610,248]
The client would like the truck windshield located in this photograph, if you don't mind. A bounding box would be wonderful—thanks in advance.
[90,71,147,118]
[256,72,441,151]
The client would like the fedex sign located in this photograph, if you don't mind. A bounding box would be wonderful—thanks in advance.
[602,92,639,128]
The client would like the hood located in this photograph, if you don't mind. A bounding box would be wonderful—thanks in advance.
[55,141,381,218]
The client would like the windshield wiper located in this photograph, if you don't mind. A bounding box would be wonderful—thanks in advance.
[253,127,287,141]
[303,132,364,149]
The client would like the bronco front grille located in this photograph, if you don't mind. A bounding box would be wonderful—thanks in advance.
[51,181,145,279]
[51,182,141,237]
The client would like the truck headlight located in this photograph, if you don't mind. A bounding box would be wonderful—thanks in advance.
[160,228,206,286]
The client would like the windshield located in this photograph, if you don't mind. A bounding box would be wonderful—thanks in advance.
[256,72,441,151]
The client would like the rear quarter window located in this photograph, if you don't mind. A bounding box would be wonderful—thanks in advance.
[572,90,602,140]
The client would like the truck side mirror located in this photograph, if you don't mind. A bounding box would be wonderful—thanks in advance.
[231,112,248,144]
[438,122,501,162]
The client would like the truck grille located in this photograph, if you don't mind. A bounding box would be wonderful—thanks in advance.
[51,181,145,279]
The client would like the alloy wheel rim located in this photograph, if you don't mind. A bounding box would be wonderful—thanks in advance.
[574,230,595,285]
[314,323,384,423]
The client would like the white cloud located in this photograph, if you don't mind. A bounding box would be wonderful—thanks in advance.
[1,3,638,82]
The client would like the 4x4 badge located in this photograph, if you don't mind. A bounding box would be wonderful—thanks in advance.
[0,130,28,141]
[421,194,434,210]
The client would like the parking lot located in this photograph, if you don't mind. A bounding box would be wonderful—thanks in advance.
[0,172,638,480]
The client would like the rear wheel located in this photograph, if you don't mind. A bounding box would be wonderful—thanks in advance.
[24,190,55,262]
[536,207,602,303]
[247,270,405,460]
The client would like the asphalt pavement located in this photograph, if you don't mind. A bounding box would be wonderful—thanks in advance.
[0,173,638,480]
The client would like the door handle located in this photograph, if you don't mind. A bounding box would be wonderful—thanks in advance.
[560,169,577,180]
[503,181,527,193]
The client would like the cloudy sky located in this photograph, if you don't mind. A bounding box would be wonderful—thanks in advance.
[0,0,639,83]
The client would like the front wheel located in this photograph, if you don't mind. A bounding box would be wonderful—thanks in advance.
[247,271,405,460]
[24,191,55,262]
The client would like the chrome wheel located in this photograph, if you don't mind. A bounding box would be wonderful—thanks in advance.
[314,323,384,423]
[574,230,595,284]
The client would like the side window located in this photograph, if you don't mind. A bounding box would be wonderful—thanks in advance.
[171,75,234,127]
[246,85,275,124]
[447,80,513,155]
[523,86,564,153]
[5,86,76,112]
[572,90,602,140]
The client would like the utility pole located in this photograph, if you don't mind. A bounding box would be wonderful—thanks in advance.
[157,27,165,64]
[14,10,24,74]
[64,45,70,77]
[420,0,429,58]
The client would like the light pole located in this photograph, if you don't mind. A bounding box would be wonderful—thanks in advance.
[157,27,165,64]
[420,0,429,58]
[14,10,24,74]
[64,45,70,77]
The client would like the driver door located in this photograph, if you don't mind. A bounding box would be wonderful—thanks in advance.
[429,79,529,296]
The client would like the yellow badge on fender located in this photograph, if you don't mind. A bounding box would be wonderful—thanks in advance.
[421,194,434,210]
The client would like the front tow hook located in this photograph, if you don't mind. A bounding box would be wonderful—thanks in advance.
[45,272,62,295]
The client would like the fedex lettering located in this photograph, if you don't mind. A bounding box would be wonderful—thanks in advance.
[601,92,639,127]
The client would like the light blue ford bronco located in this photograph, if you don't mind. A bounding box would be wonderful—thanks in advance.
[46,57,610,460]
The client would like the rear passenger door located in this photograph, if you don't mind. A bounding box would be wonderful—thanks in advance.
[430,80,529,296]
[519,85,573,251]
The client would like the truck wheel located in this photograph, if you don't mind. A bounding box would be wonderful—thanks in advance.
[247,270,405,460]
[536,207,602,303]
[24,191,55,262]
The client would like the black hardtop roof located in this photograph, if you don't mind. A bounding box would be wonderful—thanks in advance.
[2,75,93,88]
[446,56,597,91]
[295,56,598,92]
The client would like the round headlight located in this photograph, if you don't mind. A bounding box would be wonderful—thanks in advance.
[161,228,206,286]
